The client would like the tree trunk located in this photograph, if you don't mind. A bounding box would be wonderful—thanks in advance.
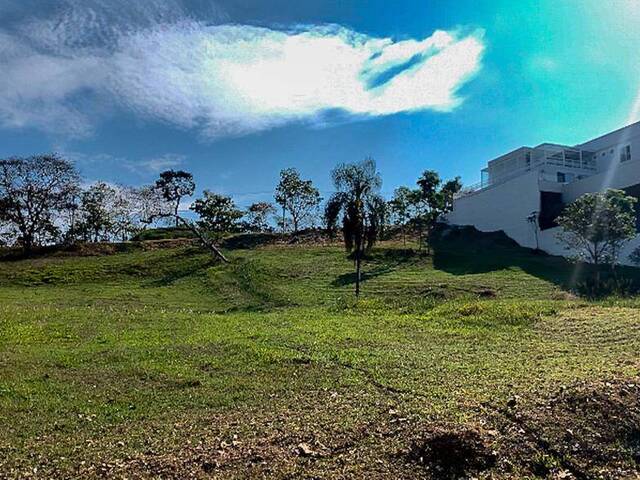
[174,202,180,228]
[176,216,229,263]
[22,235,33,255]
[282,203,286,233]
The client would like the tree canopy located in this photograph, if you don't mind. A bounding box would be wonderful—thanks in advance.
[155,170,195,227]
[0,154,80,252]
[190,191,244,236]
[275,168,321,233]
[556,189,638,269]
[325,157,384,296]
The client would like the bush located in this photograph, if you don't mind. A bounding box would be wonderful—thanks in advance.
[575,275,640,299]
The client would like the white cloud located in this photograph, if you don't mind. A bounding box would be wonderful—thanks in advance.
[0,3,484,139]
[128,154,186,174]
[63,150,186,176]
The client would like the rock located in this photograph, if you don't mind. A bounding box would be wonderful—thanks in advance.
[296,443,316,457]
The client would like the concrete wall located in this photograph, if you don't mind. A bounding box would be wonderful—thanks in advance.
[563,158,640,203]
[538,227,640,266]
[446,170,541,249]
[579,122,640,172]
[447,168,640,266]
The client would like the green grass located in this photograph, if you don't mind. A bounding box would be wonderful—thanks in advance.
[1,233,639,478]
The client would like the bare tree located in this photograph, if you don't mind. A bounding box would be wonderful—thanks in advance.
[0,154,80,253]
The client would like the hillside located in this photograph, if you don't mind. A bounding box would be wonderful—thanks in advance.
[1,231,640,479]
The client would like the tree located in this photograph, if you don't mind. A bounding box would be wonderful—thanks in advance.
[134,185,172,228]
[325,158,383,297]
[190,191,244,237]
[154,170,195,227]
[0,154,80,253]
[78,182,118,242]
[412,171,462,252]
[111,187,141,242]
[556,189,637,282]
[527,210,540,251]
[389,186,414,245]
[274,168,321,233]
[244,202,276,232]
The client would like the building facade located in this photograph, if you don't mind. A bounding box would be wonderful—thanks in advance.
[446,121,640,264]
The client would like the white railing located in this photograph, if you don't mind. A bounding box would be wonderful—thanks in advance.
[455,163,595,200]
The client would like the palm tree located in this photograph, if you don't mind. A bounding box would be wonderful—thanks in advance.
[325,158,384,296]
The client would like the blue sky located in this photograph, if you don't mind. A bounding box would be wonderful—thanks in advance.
[1,0,640,207]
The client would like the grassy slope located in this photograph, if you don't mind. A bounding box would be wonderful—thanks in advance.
[1,235,640,478]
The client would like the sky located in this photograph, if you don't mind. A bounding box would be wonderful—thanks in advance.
[1,0,640,207]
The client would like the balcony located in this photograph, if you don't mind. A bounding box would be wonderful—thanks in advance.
[455,144,596,199]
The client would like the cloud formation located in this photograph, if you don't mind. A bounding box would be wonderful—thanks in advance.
[0,1,484,139]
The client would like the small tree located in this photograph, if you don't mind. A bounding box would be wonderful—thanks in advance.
[274,168,321,234]
[244,202,276,232]
[155,170,195,227]
[325,158,383,297]
[190,191,244,238]
[556,189,637,282]
[389,186,414,245]
[0,154,80,253]
[527,210,540,251]
[79,182,118,242]
[412,171,462,252]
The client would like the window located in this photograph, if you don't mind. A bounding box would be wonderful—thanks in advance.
[557,172,566,183]
[620,145,631,163]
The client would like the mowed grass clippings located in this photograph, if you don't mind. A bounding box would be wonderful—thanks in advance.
[1,233,640,478]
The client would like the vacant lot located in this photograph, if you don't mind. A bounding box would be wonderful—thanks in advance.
[1,232,640,479]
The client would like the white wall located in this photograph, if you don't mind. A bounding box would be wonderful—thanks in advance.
[579,122,640,172]
[446,170,541,249]
[448,168,640,266]
[563,158,640,203]
[538,227,640,266]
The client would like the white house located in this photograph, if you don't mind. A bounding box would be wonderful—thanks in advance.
[446,121,640,264]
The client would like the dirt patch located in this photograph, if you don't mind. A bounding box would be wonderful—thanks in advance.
[9,378,640,479]
[482,378,640,479]
[406,427,497,478]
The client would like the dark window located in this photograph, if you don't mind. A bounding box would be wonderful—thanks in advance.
[557,172,566,183]
[539,191,564,230]
[620,145,631,163]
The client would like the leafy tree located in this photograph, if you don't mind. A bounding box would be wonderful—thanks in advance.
[389,186,414,245]
[190,191,244,237]
[78,182,118,242]
[556,189,638,281]
[154,170,195,227]
[244,202,276,232]
[274,168,321,233]
[0,154,80,253]
[412,171,462,252]
[325,158,383,297]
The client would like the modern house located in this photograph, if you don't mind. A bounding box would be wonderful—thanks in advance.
[446,121,640,264]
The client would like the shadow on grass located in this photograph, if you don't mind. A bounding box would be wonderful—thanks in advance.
[430,225,640,292]
[330,248,424,287]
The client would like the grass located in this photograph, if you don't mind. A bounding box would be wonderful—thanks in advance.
[1,230,640,478]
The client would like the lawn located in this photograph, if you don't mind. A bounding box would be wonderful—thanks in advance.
[1,232,640,478]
